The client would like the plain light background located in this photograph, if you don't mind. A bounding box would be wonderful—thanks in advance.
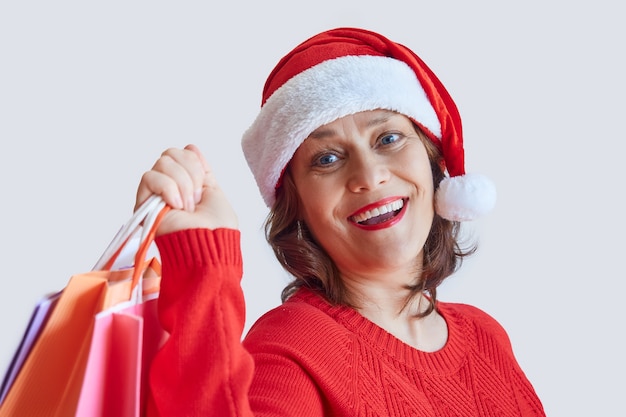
[1,1,624,415]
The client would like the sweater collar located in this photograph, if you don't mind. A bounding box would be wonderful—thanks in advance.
[292,287,470,375]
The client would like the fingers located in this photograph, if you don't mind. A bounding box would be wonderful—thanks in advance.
[184,144,210,172]
[184,143,219,189]
[135,145,209,212]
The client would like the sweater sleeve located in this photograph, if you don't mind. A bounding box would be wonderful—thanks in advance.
[242,305,332,416]
[146,228,254,417]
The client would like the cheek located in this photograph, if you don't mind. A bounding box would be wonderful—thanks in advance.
[297,183,345,242]
[295,179,326,227]
[298,202,330,251]
[294,171,344,216]
[298,188,335,225]
[298,193,320,222]
[411,144,436,194]
[423,166,436,197]
[397,152,435,194]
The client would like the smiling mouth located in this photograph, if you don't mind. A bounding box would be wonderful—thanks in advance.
[350,199,405,226]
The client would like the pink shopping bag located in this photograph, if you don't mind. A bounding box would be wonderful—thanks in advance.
[75,292,168,417]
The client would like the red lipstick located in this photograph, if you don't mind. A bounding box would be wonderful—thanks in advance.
[349,197,407,231]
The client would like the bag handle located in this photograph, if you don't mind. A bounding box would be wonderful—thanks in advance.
[92,195,166,271]
[129,202,170,298]
[91,195,170,292]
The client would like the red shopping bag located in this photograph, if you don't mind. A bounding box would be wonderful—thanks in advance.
[0,195,169,417]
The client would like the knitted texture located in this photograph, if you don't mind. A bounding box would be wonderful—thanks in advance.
[147,228,545,417]
[245,289,545,416]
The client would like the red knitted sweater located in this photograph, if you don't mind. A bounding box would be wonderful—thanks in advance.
[146,228,545,416]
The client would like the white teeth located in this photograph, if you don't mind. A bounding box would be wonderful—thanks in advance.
[351,199,404,223]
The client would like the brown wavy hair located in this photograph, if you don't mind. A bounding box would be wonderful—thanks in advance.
[264,126,476,317]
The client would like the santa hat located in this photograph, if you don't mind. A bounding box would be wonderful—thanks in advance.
[241,27,496,221]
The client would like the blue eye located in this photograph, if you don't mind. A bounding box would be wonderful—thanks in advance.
[380,133,400,145]
[317,153,339,166]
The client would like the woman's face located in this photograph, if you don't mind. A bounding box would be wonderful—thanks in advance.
[289,109,435,281]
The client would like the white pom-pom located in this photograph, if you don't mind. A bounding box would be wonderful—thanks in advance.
[435,173,497,221]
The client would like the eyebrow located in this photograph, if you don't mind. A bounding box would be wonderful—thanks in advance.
[307,111,396,140]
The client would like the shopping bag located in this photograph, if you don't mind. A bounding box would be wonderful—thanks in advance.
[74,291,167,417]
[0,291,60,404]
[0,195,169,417]
[73,196,169,417]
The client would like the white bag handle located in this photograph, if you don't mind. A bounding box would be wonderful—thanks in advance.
[92,195,167,272]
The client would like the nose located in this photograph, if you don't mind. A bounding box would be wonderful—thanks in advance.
[346,152,391,193]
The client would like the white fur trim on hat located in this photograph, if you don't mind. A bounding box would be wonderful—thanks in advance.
[241,55,441,208]
[435,173,497,221]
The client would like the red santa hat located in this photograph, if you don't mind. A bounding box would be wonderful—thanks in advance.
[241,27,496,221]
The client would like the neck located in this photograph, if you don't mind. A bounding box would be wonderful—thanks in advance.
[341,273,446,352]
[346,279,429,319]
[340,259,424,317]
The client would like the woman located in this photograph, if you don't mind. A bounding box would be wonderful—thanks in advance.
[137,28,544,416]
